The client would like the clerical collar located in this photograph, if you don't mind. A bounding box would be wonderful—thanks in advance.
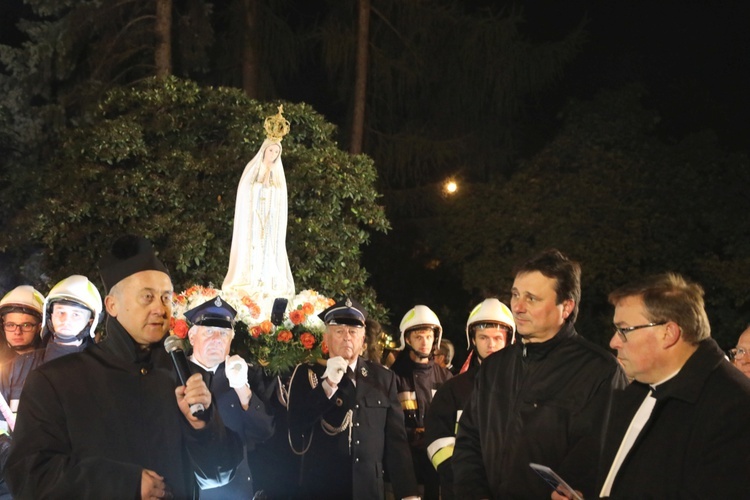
[649,369,680,393]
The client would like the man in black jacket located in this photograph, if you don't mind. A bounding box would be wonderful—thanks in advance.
[391,304,452,500]
[453,249,627,499]
[6,235,242,499]
[424,298,515,500]
[556,273,750,499]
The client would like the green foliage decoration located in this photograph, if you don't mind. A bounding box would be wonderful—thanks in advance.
[1,77,390,318]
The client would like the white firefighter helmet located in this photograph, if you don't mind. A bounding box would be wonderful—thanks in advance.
[42,275,103,338]
[465,298,516,349]
[0,285,44,319]
[399,305,443,350]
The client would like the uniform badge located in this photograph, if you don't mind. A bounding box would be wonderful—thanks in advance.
[335,397,343,407]
[360,366,368,378]
[308,369,318,389]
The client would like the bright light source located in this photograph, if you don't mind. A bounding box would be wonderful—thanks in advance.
[444,180,458,194]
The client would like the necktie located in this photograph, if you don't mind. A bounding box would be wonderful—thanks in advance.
[346,367,356,385]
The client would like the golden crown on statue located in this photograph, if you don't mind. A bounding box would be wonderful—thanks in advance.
[264,105,291,143]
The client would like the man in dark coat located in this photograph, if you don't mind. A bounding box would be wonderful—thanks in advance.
[424,298,515,500]
[5,235,242,499]
[556,272,750,499]
[390,304,452,499]
[453,249,628,499]
[185,296,275,499]
[287,298,419,499]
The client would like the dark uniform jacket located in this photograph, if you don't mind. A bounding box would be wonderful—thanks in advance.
[192,361,275,499]
[391,353,452,498]
[246,370,304,499]
[453,323,627,499]
[287,357,419,499]
[5,319,243,499]
[424,365,478,500]
[599,338,750,499]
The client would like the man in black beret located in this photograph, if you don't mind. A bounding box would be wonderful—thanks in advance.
[287,297,420,499]
[6,235,242,499]
[184,297,274,499]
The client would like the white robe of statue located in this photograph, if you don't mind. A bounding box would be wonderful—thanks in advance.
[222,139,295,298]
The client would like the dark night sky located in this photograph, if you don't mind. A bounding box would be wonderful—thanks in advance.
[2,1,747,148]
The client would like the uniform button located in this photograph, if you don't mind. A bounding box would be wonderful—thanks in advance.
[355,458,359,463]
[230,404,235,408]
[377,400,381,404]
[356,422,360,427]
[356,440,360,445]
[533,403,538,408]
[140,368,148,375]
[355,404,360,409]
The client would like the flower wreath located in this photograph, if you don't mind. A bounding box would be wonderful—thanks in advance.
[171,285,334,375]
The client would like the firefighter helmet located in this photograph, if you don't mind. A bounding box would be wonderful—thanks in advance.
[465,298,515,349]
[0,286,44,319]
[42,275,102,338]
[399,305,443,350]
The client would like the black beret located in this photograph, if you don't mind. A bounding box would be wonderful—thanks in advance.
[99,235,169,293]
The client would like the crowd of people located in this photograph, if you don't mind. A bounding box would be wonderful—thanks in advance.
[0,238,749,499]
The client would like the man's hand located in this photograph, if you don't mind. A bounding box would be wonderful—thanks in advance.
[551,489,583,500]
[225,355,249,389]
[141,469,170,499]
[175,372,211,429]
[322,356,348,387]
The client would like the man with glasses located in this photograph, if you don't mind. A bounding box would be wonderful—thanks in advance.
[555,272,750,499]
[731,325,750,378]
[454,249,627,499]
[0,285,45,496]
[287,298,419,499]
[185,297,274,499]
[0,286,44,363]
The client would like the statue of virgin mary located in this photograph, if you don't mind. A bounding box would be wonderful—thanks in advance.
[222,106,295,298]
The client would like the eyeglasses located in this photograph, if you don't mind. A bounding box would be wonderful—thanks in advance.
[729,347,747,361]
[3,322,40,333]
[329,326,365,338]
[613,321,667,342]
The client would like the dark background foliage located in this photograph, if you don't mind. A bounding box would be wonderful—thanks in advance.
[1,0,748,361]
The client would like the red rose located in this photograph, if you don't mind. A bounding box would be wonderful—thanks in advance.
[260,320,274,334]
[277,330,293,343]
[300,332,315,350]
[302,302,314,315]
[321,341,329,355]
[289,309,305,325]
[172,319,189,339]
[250,326,262,338]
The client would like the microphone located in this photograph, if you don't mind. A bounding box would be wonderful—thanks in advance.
[164,335,205,418]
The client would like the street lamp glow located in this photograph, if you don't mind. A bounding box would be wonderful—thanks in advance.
[444,179,458,194]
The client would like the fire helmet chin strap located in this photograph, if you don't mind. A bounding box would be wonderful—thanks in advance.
[405,341,431,360]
